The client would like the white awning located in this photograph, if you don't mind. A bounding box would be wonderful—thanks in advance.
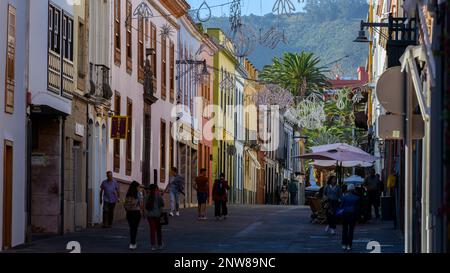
[400,45,430,122]
[246,149,261,169]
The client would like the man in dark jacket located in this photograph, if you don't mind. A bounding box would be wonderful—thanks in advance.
[212,173,230,220]
[364,169,382,219]
[341,184,360,251]
[288,180,299,205]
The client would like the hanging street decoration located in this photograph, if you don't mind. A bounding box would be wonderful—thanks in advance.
[259,27,289,49]
[220,73,234,91]
[292,94,326,130]
[160,23,175,39]
[229,23,257,58]
[272,0,296,16]
[229,0,242,32]
[133,1,153,19]
[196,0,212,22]
[335,89,348,110]
[253,84,294,112]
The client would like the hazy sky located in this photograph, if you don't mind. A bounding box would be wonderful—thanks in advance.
[187,0,306,17]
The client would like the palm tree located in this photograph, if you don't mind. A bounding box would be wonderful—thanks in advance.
[259,51,330,100]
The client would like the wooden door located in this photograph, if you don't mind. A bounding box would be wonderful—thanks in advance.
[3,141,13,250]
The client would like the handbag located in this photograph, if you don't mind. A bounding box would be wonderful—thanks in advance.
[160,212,169,226]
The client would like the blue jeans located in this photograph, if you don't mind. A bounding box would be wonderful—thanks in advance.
[170,191,180,213]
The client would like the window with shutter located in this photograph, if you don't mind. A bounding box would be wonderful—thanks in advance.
[169,41,174,103]
[5,4,16,114]
[161,37,167,100]
[126,0,132,72]
[77,19,87,91]
[126,98,133,176]
[150,23,157,91]
[138,16,144,82]
[114,0,121,65]
[114,92,121,173]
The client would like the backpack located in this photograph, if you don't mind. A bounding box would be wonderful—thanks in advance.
[216,180,226,196]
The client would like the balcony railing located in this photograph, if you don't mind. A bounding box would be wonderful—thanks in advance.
[89,63,113,100]
[48,50,61,93]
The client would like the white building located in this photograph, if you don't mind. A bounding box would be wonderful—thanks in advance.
[234,61,246,204]
[177,13,209,208]
[87,0,113,226]
[0,0,28,250]
[108,0,188,202]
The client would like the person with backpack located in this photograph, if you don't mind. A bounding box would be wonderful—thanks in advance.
[124,181,144,250]
[165,167,185,217]
[145,184,165,251]
[340,184,360,251]
[212,173,230,221]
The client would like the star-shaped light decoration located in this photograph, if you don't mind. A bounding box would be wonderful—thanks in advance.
[160,23,174,39]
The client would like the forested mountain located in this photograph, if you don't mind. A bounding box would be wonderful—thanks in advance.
[196,0,369,77]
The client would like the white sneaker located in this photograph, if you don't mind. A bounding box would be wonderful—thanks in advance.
[325,226,330,233]
[169,212,174,217]
[176,211,180,216]
[330,229,336,235]
[151,246,156,251]
[129,244,134,250]
[132,244,137,250]
[347,246,352,251]
[342,245,347,250]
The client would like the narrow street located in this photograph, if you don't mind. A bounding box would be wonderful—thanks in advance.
[8,205,403,253]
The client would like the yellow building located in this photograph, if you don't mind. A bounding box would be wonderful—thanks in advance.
[207,29,237,199]
[243,59,261,204]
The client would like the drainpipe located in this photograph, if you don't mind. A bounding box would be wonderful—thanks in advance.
[25,0,32,243]
[404,65,413,253]
[60,116,66,236]
[86,107,90,227]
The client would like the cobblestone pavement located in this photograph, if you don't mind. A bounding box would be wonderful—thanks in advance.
[7,205,404,253]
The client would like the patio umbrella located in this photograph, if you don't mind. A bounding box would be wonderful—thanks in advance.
[293,144,379,185]
[295,149,378,163]
[312,160,374,168]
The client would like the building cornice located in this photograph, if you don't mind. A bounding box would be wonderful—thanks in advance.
[159,0,190,18]
[147,0,181,30]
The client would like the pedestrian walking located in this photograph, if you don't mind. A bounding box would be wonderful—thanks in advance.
[145,184,165,251]
[288,180,299,205]
[280,185,289,205]
[364,169,381,219]
[323,175,342,235]
[124,181,144,250]
[100,171,120,228]
[340,184,360,251]
[213,173,230,221]
[194,168,209,220]
[165,167,185,217]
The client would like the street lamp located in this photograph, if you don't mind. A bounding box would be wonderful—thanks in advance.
[353,17,390,43]
[176,59,210,81]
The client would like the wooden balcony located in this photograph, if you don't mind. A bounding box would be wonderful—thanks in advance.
[48,50,61,92]
[62,59,74,97]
